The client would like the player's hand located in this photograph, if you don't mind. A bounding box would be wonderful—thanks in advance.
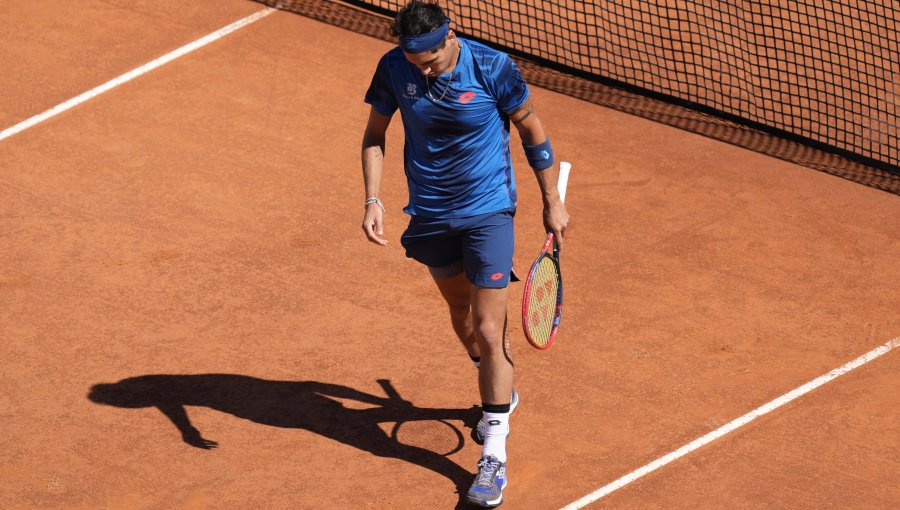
[543,199,569,250]
[362,204,388,246]
[182,428,218,449]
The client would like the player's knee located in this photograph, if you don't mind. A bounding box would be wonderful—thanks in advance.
[475,321,504,347]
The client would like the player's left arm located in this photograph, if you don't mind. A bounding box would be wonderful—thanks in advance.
[157,403,218,449]
[506,98,569,247]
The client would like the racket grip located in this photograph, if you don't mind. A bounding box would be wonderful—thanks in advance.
[377,379,402,401]
[558,161,571,203]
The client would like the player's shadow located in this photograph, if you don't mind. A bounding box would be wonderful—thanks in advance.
[88,374,480,508]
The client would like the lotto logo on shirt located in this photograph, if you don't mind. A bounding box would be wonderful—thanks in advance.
[459,91,476,103]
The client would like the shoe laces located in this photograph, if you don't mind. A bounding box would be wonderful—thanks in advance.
[475,456,500,486]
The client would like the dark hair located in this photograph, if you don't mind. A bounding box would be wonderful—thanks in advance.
[390,1,448,37]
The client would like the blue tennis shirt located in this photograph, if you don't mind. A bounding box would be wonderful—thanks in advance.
[365,39,529,218]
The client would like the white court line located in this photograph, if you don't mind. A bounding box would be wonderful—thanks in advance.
[0,7,275,142]
[561,336,900,510]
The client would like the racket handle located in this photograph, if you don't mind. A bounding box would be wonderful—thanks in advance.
[558,161,571,203]
[377,379,402,401]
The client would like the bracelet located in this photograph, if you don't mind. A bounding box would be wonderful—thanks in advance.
[365,197,385,211]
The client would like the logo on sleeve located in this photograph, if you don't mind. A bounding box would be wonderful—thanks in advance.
[459,91,476,103]
[490,272,505,281]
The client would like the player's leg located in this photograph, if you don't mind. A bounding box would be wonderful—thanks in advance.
[461,210,516,508]
[430,262,519,448]
[471,285,514,448]
[429,264,479,361]
[401,216,480,363]
[460,209,517,408]
[467,285,513,508]
[470,286,514,405]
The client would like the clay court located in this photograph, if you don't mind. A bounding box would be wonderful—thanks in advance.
[1,1,898,508]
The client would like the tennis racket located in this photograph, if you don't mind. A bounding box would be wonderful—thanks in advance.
[522,161,570,349]
[378,379,465,456]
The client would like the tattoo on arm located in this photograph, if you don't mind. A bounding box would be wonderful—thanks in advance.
[507,100,535,125]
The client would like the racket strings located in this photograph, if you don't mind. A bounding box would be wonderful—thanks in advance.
[526,257,559,347]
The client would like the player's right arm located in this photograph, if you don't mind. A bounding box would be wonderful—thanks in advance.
[507,98,569,249]
[361,106,393,246]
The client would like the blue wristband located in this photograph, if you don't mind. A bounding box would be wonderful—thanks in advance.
[523,138,554,170]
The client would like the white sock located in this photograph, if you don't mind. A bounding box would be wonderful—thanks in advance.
[481,410,510,462]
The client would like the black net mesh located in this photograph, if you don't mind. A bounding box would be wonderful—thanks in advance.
[259,0,900,190]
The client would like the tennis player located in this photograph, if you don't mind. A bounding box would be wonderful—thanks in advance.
[360,1,568,506]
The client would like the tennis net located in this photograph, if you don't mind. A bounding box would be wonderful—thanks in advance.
[262,0,899,176]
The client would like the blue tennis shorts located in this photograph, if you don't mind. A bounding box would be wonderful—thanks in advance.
[401,209,515,288]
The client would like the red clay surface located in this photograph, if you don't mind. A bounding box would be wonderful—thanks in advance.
[0,0,262,127]
[1,3,898,509]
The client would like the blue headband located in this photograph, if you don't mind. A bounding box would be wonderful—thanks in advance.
[400,18,451,53]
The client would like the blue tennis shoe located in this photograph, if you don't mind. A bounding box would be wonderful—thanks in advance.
[466,455,508,507]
